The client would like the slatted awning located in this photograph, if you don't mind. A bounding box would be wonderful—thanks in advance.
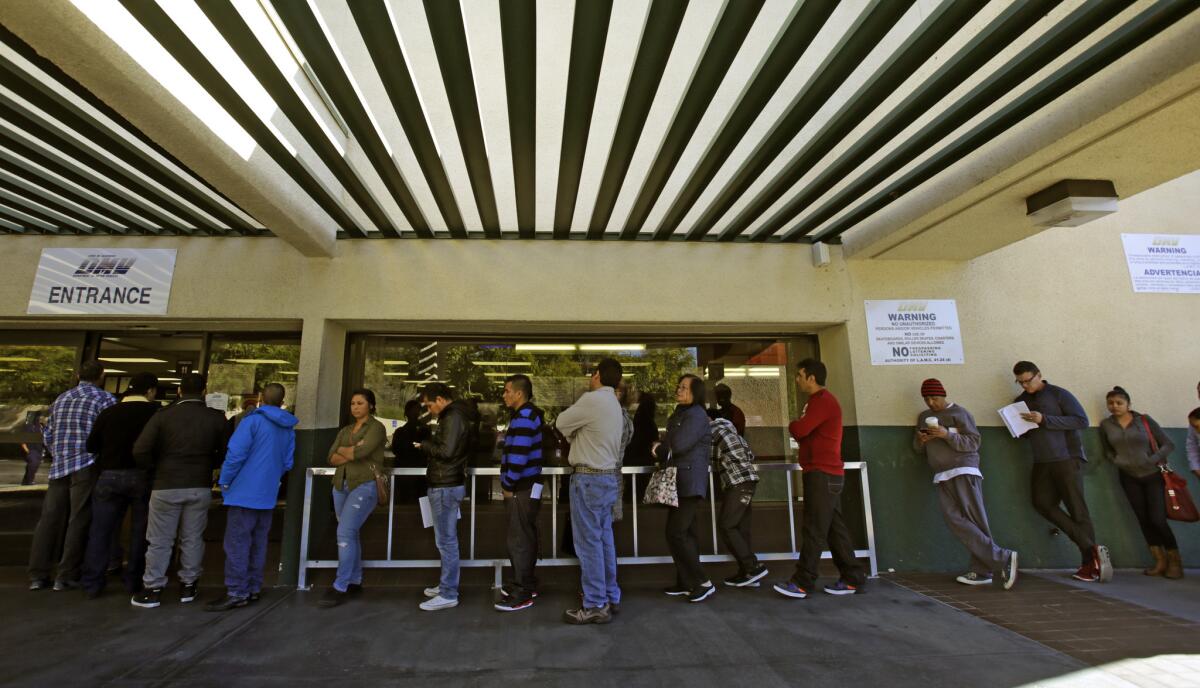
[0,0,1196,243]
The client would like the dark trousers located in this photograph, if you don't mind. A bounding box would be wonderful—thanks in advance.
[22,448,43,485]
[224,506,274,598]
[29,463,98,583]
[1030,459,1095,563]
[81,469,150,593]
[719,482,759,574]
[666,496,709,591]
[504,487,541,598]
[792,470,864,589]
[1119,471,1178,549]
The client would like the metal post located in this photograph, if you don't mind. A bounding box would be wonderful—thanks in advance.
[551,475,559,558]
[708,471,718,554]
[631,473,638,557]
[469,472,476,560]
[297,469,315,589]
[858,463,879,578]
[386,474,396,559]
[786,468,797,554]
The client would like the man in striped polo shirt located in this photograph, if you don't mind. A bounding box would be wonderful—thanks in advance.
[494,373,545,612]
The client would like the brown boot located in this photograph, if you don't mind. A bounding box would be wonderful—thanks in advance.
[1164,549,1184,579]
[1144,546,1167,576]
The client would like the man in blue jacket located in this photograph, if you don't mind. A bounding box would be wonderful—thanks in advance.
[206,383,297,611]
[1012,361,1111,583]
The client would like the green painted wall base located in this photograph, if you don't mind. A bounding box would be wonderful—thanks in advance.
[850,425,1198,572]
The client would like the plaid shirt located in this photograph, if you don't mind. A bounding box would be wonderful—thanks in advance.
[43,382,116,479]
[711,417,757,490]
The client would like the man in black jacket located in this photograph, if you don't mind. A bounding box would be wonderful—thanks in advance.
[130,373,229,609]
[80,373,160,598]
[415,382,474,611]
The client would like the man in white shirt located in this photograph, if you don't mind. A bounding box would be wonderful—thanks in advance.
[555,358,624,624]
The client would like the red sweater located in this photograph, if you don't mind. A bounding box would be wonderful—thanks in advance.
[788,389,843,476]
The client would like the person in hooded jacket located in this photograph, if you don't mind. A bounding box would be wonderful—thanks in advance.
[653,374,714,603]
[206,383,297,612]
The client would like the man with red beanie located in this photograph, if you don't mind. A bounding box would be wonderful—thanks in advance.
[914,378,1017,589]
[773,358,866,599]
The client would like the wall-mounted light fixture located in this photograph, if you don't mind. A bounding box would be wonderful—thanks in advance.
[1026,179,1118,227]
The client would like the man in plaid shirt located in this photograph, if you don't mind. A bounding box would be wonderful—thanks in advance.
[708,410,767,588]
[28,361,116,591]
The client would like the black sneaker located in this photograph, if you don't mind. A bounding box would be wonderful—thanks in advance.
[347,583,363,596]
[131,588,162,608]
[52,579,80,592]
[29,578,52,591]
[688,584,716,603]
[204,595,249,612]
[248,592,261,604]
[724,565,769,587]
[317,588,348,608]
[663,584,690,596]
[494,597,534,612]
[180,582,198,603]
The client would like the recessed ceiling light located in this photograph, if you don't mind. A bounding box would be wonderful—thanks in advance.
[515,344,576,352]
[0,356,39,362]
[279,371,300,376]
[471,361,531,366]
[226,359,291,365]
[579,344,645,351]
[104,368,126,374]
[383,360,409,365]
[99,357,167,363]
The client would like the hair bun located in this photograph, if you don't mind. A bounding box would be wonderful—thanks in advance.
[1112,385,1127,394]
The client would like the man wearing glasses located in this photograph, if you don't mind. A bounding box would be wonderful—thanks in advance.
[1012,361,1111,582]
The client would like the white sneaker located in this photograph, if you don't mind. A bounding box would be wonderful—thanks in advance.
[423,586,440,598]
[420,595,458,611]
[955,572,992,586]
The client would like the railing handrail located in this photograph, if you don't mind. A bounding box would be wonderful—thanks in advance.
[306,461,868,477]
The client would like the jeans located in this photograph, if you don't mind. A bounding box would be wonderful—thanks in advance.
[22,447,43,485]
[224,506,274,598]
[143,488,212,590]
[666,496,709,591]
[428,485,465,600]
[791,470,865,590]
[505,487,541,599]
[332,481,377,593]
[719,482,759,575]
[81,469,150,594]
[571,473,620,609]
[1119,470,1178,549]
[1030,459,1096,564]
[29,463,98,583]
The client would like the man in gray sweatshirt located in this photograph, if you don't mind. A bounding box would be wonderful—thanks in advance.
[914,379,1017,590]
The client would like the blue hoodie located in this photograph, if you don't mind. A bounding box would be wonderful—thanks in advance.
[219,405,298,510]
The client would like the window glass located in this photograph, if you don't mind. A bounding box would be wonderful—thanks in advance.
[0,335,83,486]
[208,335,302,420]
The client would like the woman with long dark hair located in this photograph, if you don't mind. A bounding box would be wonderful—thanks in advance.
[319,388,387,607]
[653,374,714,602]
[1099,386,1181,579]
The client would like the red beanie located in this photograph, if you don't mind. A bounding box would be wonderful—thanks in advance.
[921,378,947,398]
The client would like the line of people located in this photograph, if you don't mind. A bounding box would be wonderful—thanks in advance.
[28,363,297,612]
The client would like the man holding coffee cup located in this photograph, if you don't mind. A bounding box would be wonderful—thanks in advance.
[914,378,1018,589]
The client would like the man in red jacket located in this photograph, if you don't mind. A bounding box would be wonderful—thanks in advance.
[774,358,866,599]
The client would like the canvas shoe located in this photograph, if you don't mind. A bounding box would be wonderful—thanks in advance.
[131,588,162,608]
[772,581,808,599]
[562,605,612,624]
[423,586,441,598]
[420,595,459,611]
[955,572,993,586]
[29,578,51,591]
[823,580,860,596]
[1001,551,1019,590]
[1094,545,1113,583]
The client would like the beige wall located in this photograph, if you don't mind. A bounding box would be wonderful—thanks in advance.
[2,170,1198,429]
[842,169,1200,428]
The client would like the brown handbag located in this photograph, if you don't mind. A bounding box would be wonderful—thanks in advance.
[371,464,390,508]
[1142,415,1198,522]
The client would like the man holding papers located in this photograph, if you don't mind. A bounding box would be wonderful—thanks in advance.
[914,379,1017,589]
[1011,361,1112,582]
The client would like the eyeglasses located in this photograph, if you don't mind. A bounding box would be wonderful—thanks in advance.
[1014,374,1040,386]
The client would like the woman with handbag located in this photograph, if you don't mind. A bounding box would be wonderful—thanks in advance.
[1099,386,1182,579]
[653,374,714,603]
[319,388,388,607]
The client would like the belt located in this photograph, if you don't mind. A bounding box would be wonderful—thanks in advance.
[571,465,621,475]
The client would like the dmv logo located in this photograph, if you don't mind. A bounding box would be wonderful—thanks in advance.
[1152,238,1180,246]
[74,256,135,276]
[896,302,928,312]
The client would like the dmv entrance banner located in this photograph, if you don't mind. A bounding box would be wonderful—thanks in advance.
[27,248,177,315]
[1120,234,1200,294]
[864,300,964,366]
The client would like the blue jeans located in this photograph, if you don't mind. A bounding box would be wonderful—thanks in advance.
[429,485,465,600]
[224,506,273,598]
[571,473,620,608]
[332,481,377,592]
[81,469,149,594]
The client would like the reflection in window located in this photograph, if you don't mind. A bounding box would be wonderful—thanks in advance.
[208,336,302,419]
[0,340,81,486]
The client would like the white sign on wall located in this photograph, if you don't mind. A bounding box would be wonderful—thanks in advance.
[865,300,964,366]
[1121,234,1200,294]
[27,248,177,315]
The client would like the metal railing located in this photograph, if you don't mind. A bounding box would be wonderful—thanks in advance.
[297,462,878,589]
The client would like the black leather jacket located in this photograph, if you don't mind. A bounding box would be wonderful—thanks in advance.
[421,400,476,488]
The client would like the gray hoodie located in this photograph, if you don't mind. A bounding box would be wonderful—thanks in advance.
[913,404,982,475]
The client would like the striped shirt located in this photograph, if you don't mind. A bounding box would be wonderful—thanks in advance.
[501,402,544,492]
[711,417,758,490]
[44,382,116,479]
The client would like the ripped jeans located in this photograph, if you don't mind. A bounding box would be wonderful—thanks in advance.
[331,480,377,592]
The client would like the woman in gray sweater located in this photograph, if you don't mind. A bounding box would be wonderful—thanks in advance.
[1098,386,1180,578]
